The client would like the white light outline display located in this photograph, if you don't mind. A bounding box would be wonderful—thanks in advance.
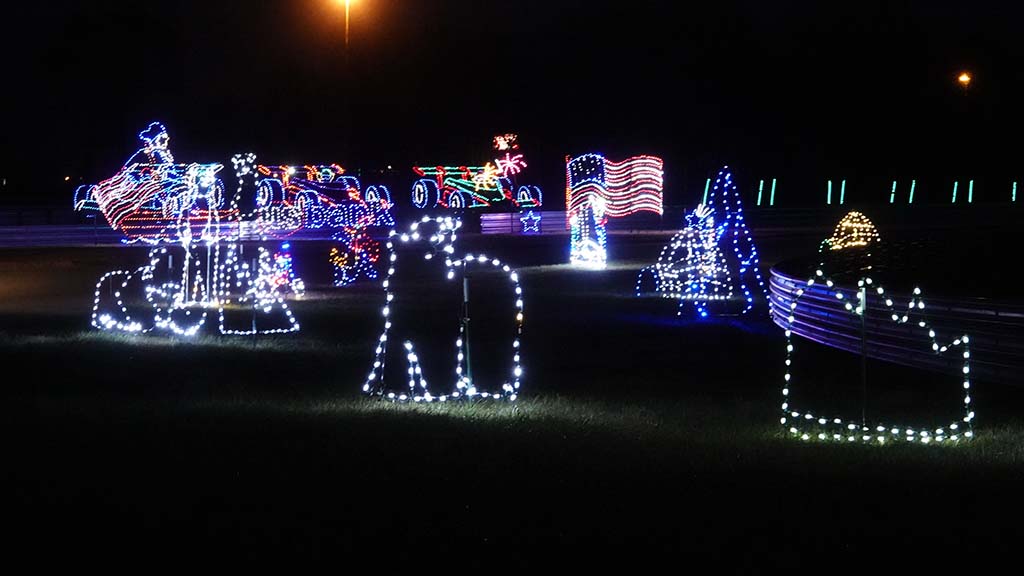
[781,270,974,445]
[362,216,524,402]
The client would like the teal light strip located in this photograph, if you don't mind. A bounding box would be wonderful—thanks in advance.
[840,180,846,205]
[770,179,776,206]
[757,180,764,206]
[1014,182,1018,202]
[908,180,916,204]
[703,178,710,205]
[827,180,832,205]
[952,181,958,203]
[889,180,897,204]
[968,180,974,203]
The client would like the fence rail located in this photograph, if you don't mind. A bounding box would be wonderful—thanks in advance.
[770,267,1024,386]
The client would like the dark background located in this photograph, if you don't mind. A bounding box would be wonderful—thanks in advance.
[2,0,1021,207]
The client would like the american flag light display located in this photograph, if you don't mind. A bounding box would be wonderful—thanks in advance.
[566,154,664,219]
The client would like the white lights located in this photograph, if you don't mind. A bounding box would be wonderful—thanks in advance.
[782,268,974,445]
[363,217,525,402]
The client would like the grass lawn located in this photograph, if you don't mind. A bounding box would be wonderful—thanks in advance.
[3,230,1023,564]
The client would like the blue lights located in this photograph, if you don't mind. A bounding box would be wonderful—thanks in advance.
[520,210,541,234]
[636,166,767,317]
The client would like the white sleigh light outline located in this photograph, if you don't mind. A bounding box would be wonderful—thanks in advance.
[781,268,974,444]
[363,216,524,402]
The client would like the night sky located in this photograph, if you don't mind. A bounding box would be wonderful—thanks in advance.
[2,0,1021,207]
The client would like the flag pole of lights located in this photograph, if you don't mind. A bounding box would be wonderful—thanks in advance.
[362,216,525,402]
[635,166,766,317]
[90,146,300,336]
[781,270,974,444]
[569,195,608,269]
[819,211,880,252]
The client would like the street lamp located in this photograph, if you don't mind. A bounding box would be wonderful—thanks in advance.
[957,71,972,91]
[339,0,353,54]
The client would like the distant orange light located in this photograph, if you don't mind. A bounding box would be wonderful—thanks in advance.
[64,176,70,181]
[958,72,972,88]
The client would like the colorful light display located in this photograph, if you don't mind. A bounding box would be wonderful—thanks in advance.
[565,154,664,219]
[329,227,382,286]
[820,211,880,252]
[253,242,305,299]
[495,152,527,177]
[250,163,394,236]
[493,133,519,151]
[411,137,542,210]
[781,271,974,445]
[635,167,766,316]
[363,217,524,402]
[89,140,301,337]
[569,195,608,269]
[412,164,542,210]
[74,123,231,242]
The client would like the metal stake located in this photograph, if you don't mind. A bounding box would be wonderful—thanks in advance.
[860,283,868,429]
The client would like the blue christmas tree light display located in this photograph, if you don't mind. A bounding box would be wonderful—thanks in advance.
[636,166,767,317]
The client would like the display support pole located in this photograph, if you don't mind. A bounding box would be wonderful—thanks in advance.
[252,256,258,349]
[860,284,868,429]
[462,274,472,387]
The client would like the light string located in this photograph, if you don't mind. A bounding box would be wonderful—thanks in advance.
[362,216,524,402]
[569,195,608,269]
[90,140,301,336]
[636,166,766,316]
[819,211,881,252]
[565,153,664,219]
[781,270,974,444]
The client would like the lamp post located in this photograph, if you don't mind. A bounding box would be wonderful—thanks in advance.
[956,71,972,195]
[338,0,355,161]
[343,0,352,65]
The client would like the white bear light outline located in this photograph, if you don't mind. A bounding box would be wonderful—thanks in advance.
[362,216,524,402]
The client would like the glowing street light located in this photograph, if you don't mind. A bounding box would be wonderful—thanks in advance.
[338,0,353,53]
[957,71,972,90]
